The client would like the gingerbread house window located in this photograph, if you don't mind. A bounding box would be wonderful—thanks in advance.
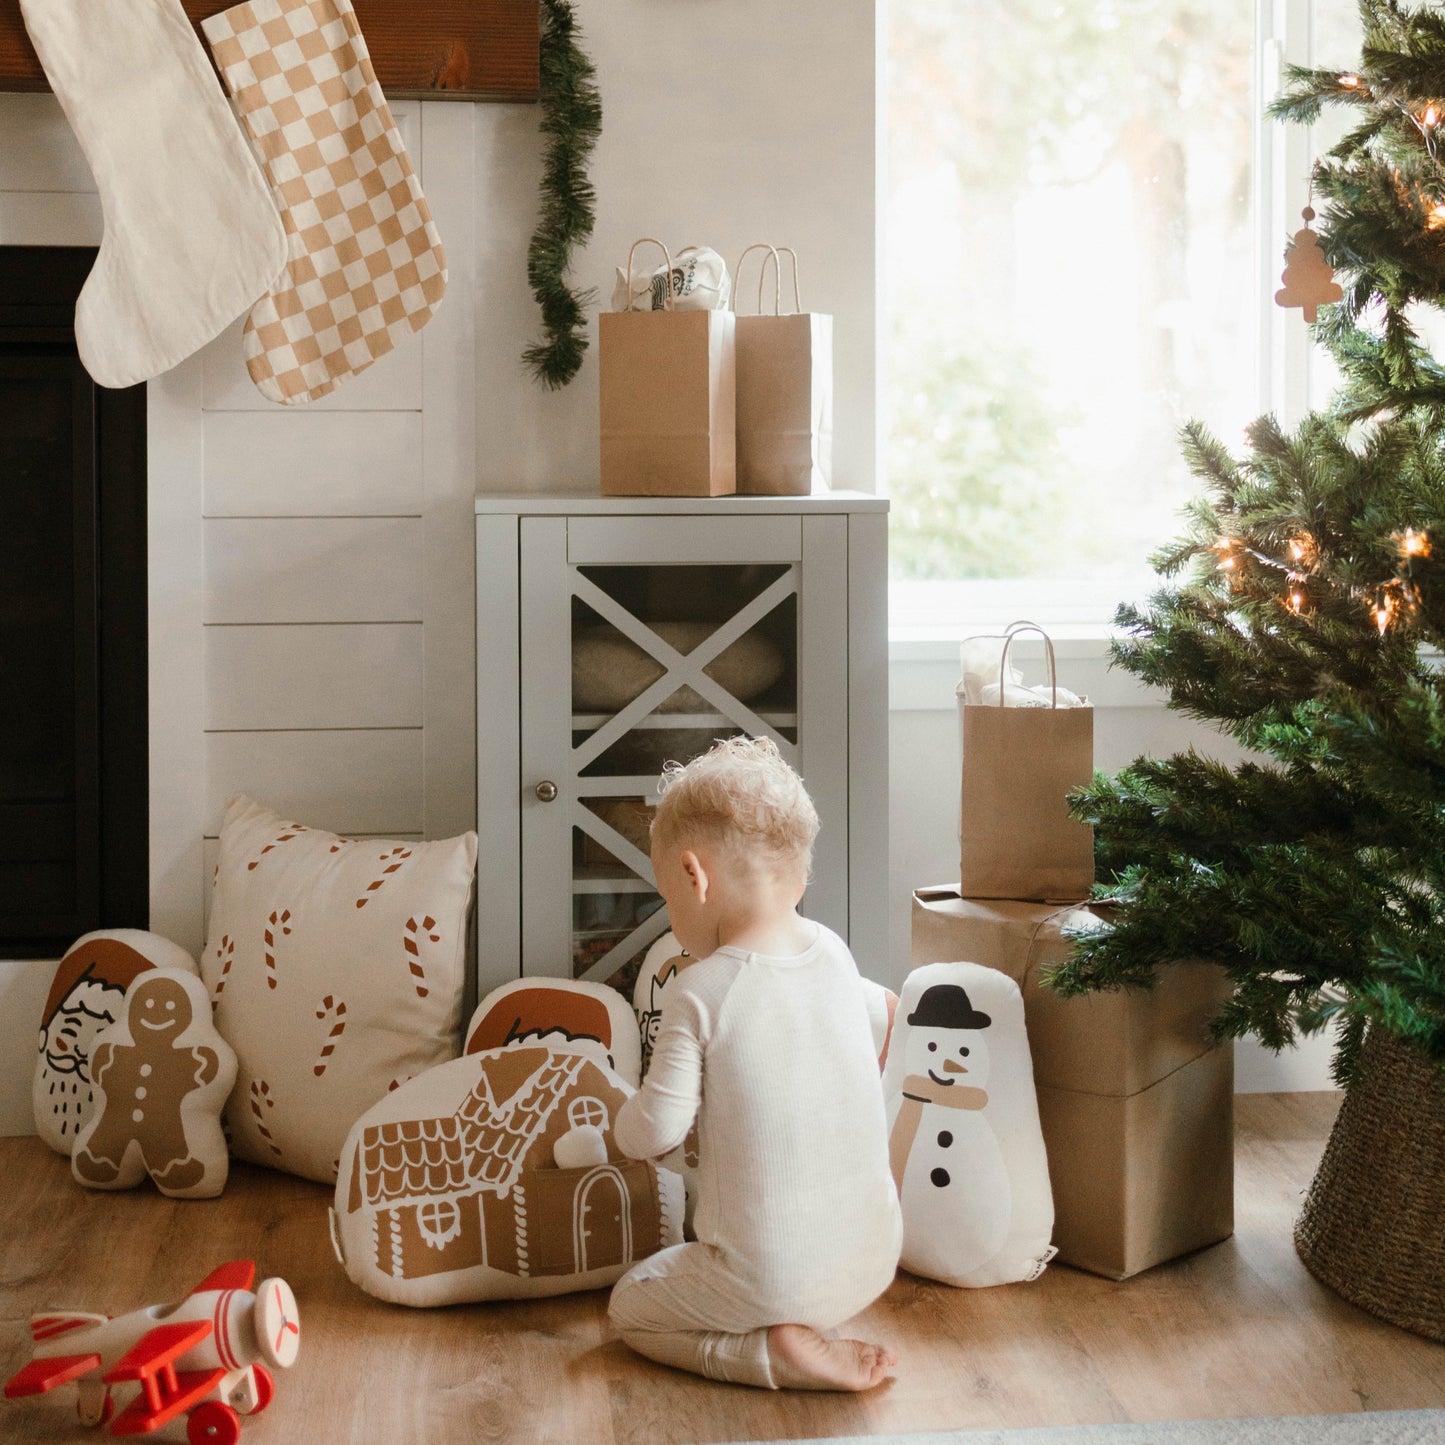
[567,1096,607,1131]
[415,1198,463,1250]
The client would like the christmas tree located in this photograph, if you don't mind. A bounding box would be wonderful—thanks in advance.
[1051,0,1445,1084]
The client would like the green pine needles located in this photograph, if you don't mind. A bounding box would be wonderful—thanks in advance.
[522,0,602,390]
[1051,0,1445,1083]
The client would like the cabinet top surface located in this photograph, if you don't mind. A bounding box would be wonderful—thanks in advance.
[474,489,889,516]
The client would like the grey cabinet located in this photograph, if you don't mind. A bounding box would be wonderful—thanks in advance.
[475,492,888,996]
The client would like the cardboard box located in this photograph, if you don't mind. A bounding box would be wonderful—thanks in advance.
[598,308,736,497]
[912,886,1235,1280]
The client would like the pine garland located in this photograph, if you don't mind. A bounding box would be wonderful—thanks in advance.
[522,0,602,390]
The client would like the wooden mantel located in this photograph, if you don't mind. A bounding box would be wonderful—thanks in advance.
[0,0,539,102]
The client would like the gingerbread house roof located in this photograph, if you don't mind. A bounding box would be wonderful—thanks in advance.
[357,1047,589,1208]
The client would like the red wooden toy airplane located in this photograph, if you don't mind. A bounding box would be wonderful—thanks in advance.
[4,1260,300,1443]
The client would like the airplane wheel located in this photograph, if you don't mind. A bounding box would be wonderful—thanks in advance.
[187,1401,241,1445]
[76,1390,113,1427]
[249,1365,275,1415]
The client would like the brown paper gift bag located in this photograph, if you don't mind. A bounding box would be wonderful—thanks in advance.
[599,239,736,497]
[732,245,833,496]
[960,624,1095,901]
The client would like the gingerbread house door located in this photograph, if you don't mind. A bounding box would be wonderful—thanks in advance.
[575,1165,631,1273]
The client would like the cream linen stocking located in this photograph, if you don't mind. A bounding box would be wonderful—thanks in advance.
[18,0,287,388]
[202,0,447,405]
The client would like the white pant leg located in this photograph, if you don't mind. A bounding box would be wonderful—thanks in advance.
[608,1242,777,1389]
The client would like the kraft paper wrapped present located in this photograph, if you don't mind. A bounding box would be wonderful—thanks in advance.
[732,244,833,496]
[912,886,1234,1280]
[599,239,736,497]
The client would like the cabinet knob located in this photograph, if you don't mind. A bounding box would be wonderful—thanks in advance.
[534,780,559,803]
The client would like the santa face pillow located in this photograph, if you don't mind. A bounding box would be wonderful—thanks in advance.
[33,930,198,1154]
[330,1045,684,1306]
[882,962,1055,1288]
[465,977,641,1087]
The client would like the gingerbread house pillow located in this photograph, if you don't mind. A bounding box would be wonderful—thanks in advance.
[330,1045,684,1306]
[202,795,477,1184]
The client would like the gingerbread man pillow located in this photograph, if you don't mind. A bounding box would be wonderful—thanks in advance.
[33,929,199,1155]
[72,969,237,1200]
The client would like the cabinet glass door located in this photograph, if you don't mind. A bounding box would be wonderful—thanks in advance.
[519,514,844,995]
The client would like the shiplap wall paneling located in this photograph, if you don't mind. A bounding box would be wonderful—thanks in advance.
[417,99,478,843]
[204,519,424,623]
[206,731,424,836]
[205,624,424,731]
[203,411,425,517]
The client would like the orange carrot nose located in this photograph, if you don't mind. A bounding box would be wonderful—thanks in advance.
[943,1058,967,1074]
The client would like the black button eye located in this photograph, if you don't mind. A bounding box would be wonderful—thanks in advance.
[927,1041,937,1052]
[958,1046,970,1057]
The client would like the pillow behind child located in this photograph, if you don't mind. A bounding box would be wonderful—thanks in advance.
[882,961,1055,1288]
[202,795,477,1184]
[465,976,641,1086]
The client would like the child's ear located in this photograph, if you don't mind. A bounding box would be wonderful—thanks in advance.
[680,849,709,903]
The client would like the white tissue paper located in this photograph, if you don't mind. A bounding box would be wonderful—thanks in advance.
[611,245,732,312]
[956,634,1086,709]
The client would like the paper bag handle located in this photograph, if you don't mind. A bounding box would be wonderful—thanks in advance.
[733,243,779,314]
[996,623,1059,708]
[624,238,676,312]
[771,246,803,313]
[731,244,803,314]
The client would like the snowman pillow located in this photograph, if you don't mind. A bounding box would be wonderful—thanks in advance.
[882,961,1055,1288]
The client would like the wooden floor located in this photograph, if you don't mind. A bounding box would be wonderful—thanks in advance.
[2,1093,1442,1444]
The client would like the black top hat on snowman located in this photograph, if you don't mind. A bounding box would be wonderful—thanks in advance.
[907,982,991,1031]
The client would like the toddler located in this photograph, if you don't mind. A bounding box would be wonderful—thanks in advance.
[608,736,902,1390]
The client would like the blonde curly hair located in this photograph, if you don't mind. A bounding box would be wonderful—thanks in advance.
[651,735,819,876]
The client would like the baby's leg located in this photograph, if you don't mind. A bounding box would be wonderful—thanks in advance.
[609,1243,775,1388]
[609,1244,895,1392]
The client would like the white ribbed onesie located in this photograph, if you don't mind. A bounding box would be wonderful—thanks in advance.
[608,923,902,1388]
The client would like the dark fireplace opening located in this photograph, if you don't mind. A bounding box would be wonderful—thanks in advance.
[1,246,148,956]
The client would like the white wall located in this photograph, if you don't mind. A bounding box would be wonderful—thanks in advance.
[469,0,881,495]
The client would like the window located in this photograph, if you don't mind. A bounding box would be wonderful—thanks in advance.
[415,1198,463,1250]
[885,0,1361,634]
[567,1096,608,1131]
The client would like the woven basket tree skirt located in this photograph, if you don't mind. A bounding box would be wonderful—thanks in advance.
[1294,1025,1445,1342]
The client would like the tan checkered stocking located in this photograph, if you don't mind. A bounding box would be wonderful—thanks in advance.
[202,0,447,405]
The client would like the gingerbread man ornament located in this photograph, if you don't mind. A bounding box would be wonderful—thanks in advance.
[72,968,237,1199]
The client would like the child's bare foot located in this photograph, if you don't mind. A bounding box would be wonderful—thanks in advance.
[767,1323,896,1391]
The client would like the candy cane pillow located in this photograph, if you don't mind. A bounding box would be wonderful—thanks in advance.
[202,795,476,1184]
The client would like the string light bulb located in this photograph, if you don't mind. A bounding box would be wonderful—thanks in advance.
[1425,104,1441,127]
[1396,526,1431,559]
[1287,534,1316,567]
[1340,73,1361,88]
[1212,536,1240,571]
[1427,203,1445,230]
[1373,589,1396,634]
[1287,589,1305,614]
